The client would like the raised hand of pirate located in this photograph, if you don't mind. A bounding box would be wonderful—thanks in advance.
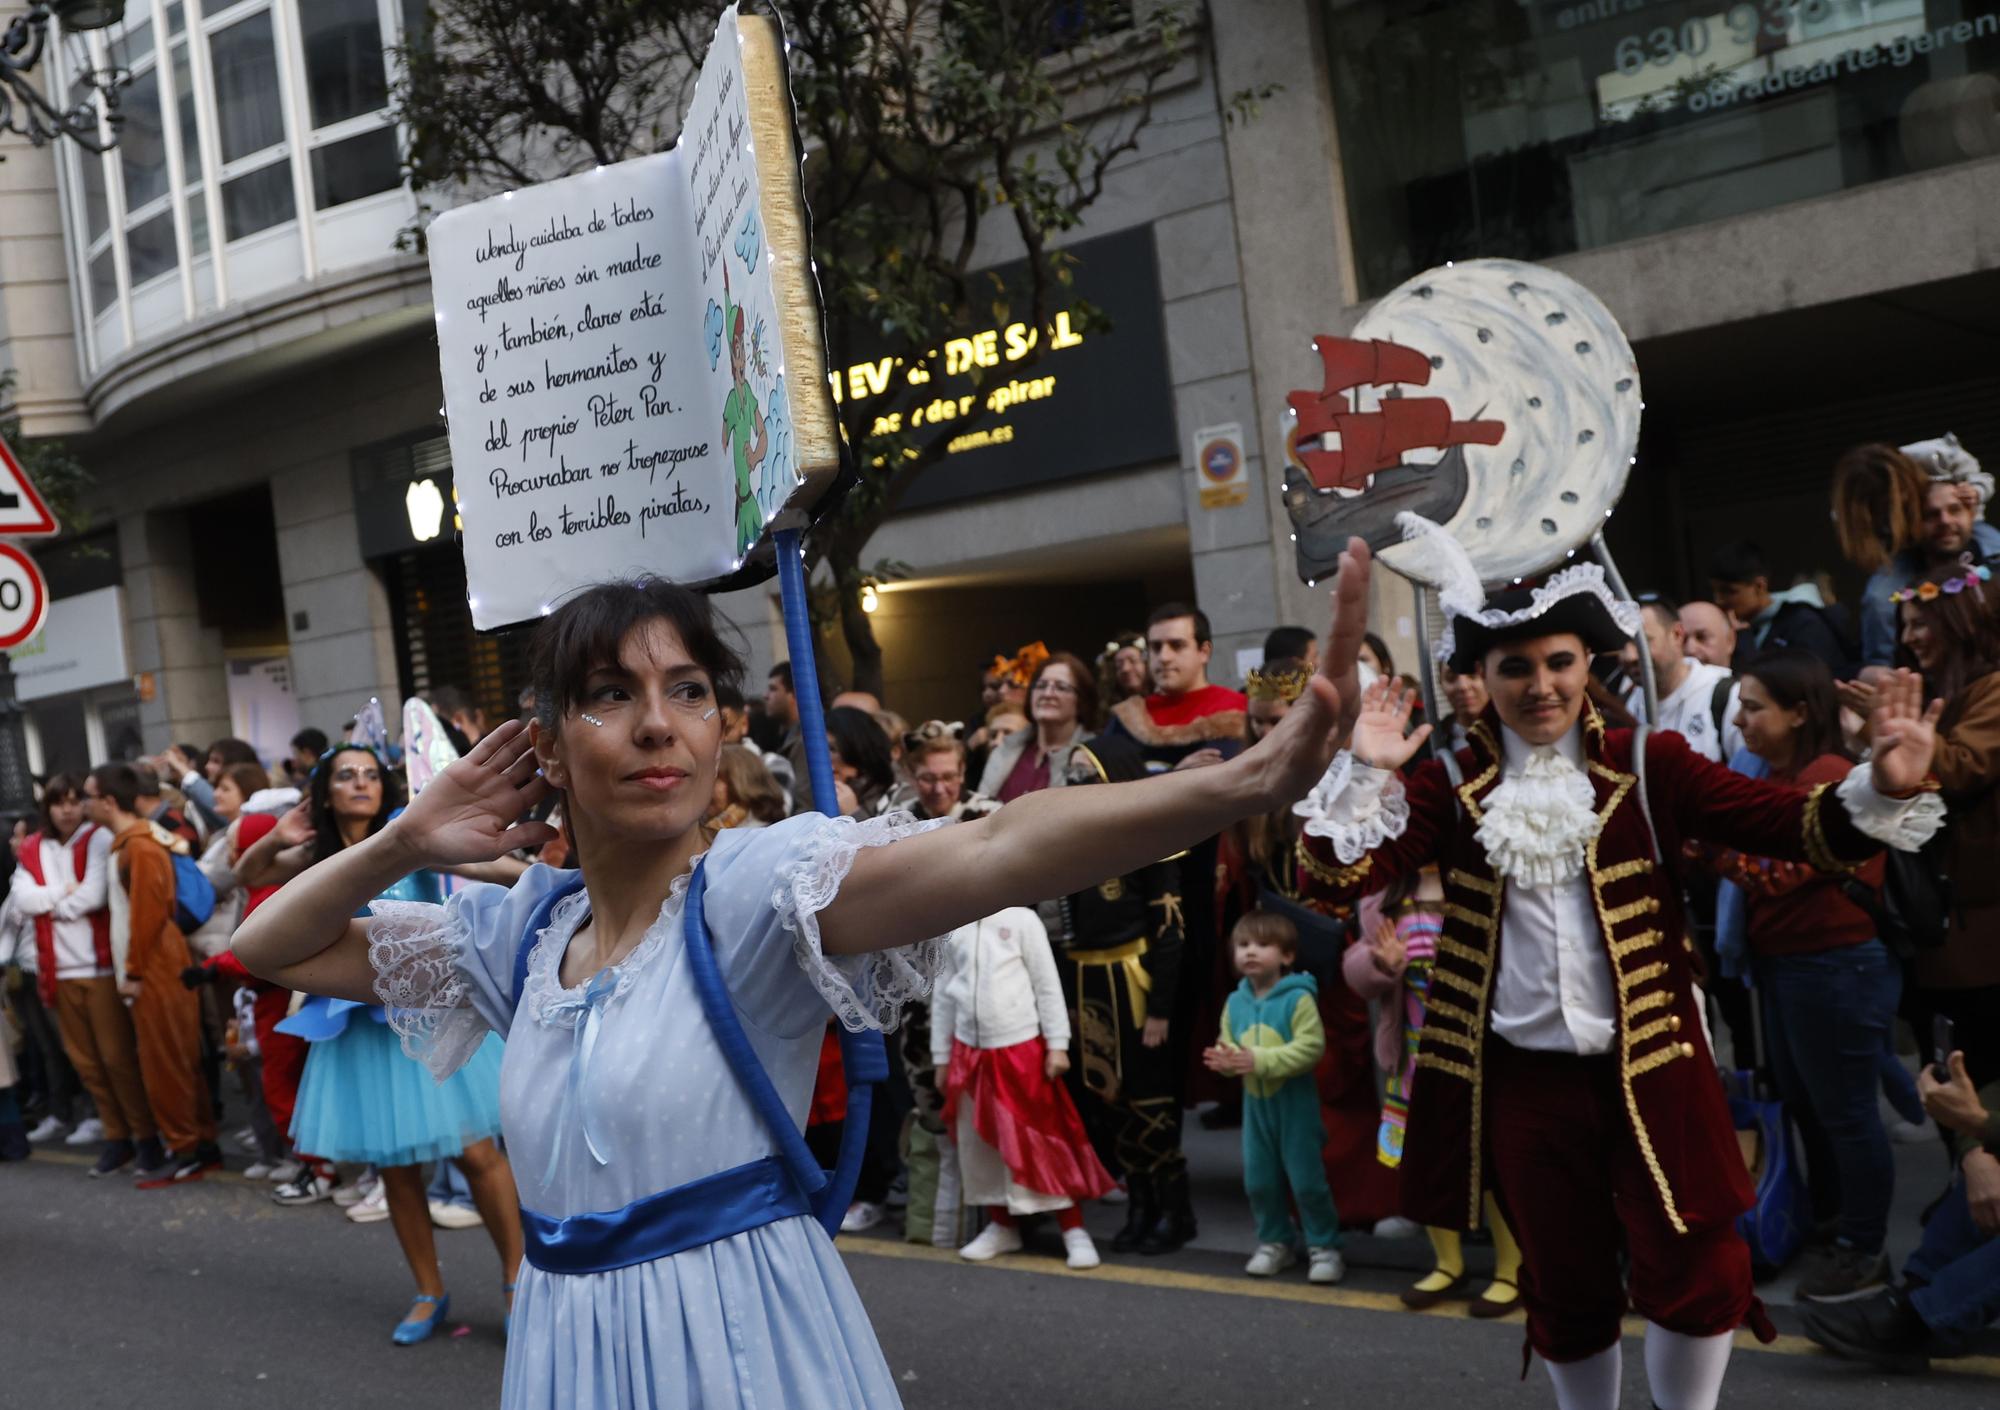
[1348,676,1432,773]
[389,718,559,867]
[1240,538,1379,808]
[1869,667,1943,798]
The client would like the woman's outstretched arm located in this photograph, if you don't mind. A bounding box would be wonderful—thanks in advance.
[232,728,556,1000]
[819,540,1375,955]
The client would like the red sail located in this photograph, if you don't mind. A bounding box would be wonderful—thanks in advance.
[1290,336,1505,492]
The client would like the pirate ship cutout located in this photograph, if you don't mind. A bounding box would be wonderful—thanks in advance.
[1284,259,1642,590]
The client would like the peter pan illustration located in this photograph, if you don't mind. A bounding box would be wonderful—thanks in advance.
[719,261,768,559]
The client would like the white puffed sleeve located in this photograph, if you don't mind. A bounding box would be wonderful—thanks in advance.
[1836,766,1947,851]
[1291,751,1411,864]
[369,864,579,1079]
[699,811,950,1040]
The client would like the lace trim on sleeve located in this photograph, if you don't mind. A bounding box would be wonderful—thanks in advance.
[1836,765,1947,852]
[1291,751,1410,864]
[367,899,494,1081]
[774,811,949,1033]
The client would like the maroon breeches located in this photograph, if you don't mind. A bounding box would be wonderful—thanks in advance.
[1484,1039,1756,1363]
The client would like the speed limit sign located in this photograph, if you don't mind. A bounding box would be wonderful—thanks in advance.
[0,543,49,650]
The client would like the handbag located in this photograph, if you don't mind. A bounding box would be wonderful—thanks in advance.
[1843,826,1952,959]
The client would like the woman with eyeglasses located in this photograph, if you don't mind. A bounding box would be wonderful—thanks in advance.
[977,652,1099,803]
[238,743,525,1344]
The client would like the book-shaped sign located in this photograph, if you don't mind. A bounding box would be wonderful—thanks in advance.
[428,5,838,631]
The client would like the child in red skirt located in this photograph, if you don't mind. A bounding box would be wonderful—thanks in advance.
[933,905,1115,1269]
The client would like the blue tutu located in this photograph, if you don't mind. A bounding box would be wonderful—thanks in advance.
[290,1015,505,1167]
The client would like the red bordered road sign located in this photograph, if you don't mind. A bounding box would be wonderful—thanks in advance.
[0,543,50,650]
[0,434,61,537]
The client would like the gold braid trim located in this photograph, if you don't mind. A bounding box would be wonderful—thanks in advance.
[1296,839,1371,890]
[1422,1025,1478,1054]
[1443,902,1497,931]
[1604,896,1663,927]
[1802,783,1861,876]
[1626,1017,1677,1047]
[1595,858,1654,885]
[1628,1044,1694,1079]
[1446,869,1500,897]
[1423,997,1480,1028]
[1624,989,1673,1018]
[1415,1052,1476,1082]
[1609,929,1662,962]
[1437,935,1493,969]
[1585,765,1689,1234]
[1431,966,1486,1001]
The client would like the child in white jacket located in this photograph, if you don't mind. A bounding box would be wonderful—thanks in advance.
[933,905,1115,1269]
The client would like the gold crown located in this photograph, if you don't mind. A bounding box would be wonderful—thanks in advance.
[1245,666,1312,703]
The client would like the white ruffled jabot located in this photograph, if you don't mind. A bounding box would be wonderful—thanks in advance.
[1474,746,1601,887]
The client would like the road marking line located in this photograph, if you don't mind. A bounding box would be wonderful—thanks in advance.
[843,1237,2000,1378]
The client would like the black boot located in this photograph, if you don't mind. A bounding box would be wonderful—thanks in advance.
[1138,1164,1197,1255]
[1110,1172,1156,1254]
[1800,1287,1934,1373]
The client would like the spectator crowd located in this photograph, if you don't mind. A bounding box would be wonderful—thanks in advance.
[2,434,1999,1375]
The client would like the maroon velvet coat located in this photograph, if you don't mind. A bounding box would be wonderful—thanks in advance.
[1297,708,1883,1236]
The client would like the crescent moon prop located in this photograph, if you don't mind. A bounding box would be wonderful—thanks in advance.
[1283,258,1641,590]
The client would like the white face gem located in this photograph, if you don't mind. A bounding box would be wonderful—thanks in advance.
[580,713,606,728]
[702,709,717,721]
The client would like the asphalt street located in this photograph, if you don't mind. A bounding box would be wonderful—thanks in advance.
[3,1144,1997,1410]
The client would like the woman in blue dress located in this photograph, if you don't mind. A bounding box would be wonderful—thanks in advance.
[258,744,525,1343]
[234,563,1376,1409]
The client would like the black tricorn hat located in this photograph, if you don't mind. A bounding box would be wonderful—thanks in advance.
[1444,571,1638,674]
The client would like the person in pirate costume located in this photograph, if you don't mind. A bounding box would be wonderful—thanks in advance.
[1293,516,1947,1410]
[1050,736,1193,1254]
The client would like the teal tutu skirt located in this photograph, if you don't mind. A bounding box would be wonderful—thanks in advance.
[290,1018,504,1167]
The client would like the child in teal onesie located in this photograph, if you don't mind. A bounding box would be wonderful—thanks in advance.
[1203,911,1344,1284]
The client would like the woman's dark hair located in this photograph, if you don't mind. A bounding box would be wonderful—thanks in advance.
[1833,443,1927,574]
[531,578,745,731]
[826,706,896,805]
[308,745,405,862]
[205,736,260,769]
[38,772,84,838]
[219,761,272,805]
[1362,631,1395,678]
[1743,649,1849,769]
[1898,570,2000,702]
[1028,651,1101,731]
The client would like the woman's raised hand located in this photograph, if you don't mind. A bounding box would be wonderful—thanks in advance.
[391,719,559,866]
[1241,538,1380,808]
[1870,667,1943,798]
[1349,677,1432,772]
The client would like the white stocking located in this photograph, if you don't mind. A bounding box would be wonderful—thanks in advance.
[1543,1342,1622,1410]
[1643,1324,1733,1410]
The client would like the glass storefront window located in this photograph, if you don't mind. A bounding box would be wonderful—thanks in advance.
[301,0,390,128]
[1325,0,2000,298]
[126,208,178,287]
[210,10,285,165]
[118,65,169,212]
[222,159,294,240]
[311,126,401,209]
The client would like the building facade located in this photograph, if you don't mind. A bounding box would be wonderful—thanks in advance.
[4,0,1999,770]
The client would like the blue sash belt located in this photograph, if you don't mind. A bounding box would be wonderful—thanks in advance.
[520,1155,812,1275]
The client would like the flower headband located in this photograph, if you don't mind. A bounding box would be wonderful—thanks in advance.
[989,641,1051,689]
[1245,666,1312,704]
[1889,563,1991,604]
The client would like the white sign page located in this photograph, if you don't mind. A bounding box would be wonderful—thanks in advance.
[429,6,801,630]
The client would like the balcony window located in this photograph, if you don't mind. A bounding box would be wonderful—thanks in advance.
[312,127,401,209]
[222,159,295,241]
[118,66,169,214]
[302,0,390,128]
[126,209,178,288]
[210,11,285,165]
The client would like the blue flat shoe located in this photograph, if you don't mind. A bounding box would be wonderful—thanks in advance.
[391,1293,449,1346]
[503,1280,518,1340]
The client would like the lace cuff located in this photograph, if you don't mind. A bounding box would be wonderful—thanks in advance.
[1292,751,1410,865]
[368,899,494,1081]
[1837,766,1947,852]
[774,811,948,1033]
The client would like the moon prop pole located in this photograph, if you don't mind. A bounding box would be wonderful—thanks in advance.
[1411,583,1442,727]
[1591,531,1656,725]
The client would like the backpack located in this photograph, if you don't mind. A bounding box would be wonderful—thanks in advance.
[170,853,216,934]
[1708,677,1732,741]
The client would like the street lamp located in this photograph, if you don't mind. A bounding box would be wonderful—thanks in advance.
[1,0,130,153]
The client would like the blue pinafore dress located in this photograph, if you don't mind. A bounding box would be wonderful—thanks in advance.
[365,812,943,1410]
